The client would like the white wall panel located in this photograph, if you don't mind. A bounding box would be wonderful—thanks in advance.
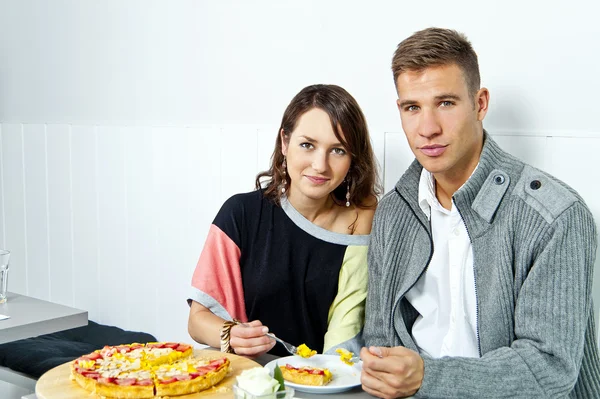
[124,126,157,337]
[152,127,192,342]
[257,126,278,179]
[22,124,50,301]
[96,126,128,328]
[71,125,99,322]
[185,127,222,295]
[369,125,386,192]
[0,124,27,295]
[383,132,414,192]
[219,127,259,203]
[46,124,74,307]
[490,135,548,172]
[0,125,4,249]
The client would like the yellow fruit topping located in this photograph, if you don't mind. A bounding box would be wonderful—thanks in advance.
[335,348,354,365]
[79,360,96,369]
[297,343,316,358]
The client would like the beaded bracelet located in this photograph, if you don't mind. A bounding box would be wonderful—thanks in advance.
[220,319,240,353]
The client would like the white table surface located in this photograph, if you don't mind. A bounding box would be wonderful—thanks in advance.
[0,292,88,345]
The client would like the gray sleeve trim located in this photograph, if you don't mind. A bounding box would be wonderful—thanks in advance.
[187,287,233,321]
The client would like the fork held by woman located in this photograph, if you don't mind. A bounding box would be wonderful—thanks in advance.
[266,333,298,356]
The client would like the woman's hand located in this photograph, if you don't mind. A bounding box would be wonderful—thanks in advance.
[230,320,276,357]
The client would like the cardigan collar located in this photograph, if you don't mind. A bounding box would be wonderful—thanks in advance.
[394,131,518,238]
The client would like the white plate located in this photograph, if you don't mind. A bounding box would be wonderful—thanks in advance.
[264,354,362,394]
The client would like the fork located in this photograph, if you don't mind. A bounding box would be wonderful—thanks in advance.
[265,333,298,356]
[349,355,362,364]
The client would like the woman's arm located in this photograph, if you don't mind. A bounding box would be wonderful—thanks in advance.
[188,300,226,348]
[188,300,276,356]
[323,245,368,355]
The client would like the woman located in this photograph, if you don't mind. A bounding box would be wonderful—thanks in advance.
[187,84,381,357]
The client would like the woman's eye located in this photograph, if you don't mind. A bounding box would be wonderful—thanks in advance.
[300,142,314,149]
[332,148,346,156]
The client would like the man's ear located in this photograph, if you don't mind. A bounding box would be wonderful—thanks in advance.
[476,88,490,121]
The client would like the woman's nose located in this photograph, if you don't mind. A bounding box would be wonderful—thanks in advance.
[311,152,328,173]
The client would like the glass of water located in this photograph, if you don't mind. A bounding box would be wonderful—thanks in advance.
[0,249,10,304]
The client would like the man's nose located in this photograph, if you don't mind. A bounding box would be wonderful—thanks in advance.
[418,108,442,138]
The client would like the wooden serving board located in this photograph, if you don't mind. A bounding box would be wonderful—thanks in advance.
[36,348,261,399]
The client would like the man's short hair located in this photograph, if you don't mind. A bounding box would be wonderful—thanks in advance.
[392,27,481,98]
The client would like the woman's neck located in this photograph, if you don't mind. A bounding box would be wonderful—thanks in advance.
[286,192,336,224]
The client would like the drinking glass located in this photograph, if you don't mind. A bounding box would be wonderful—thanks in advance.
[0,249,10,304]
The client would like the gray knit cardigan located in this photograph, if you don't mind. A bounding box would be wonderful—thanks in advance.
[364,133,600,398]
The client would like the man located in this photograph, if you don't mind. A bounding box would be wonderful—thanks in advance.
[361,27,600,398]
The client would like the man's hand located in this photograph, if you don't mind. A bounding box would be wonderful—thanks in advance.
[360,346,424,399]
[230,320,276,357]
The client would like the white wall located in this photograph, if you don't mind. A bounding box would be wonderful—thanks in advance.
[1,1,599,343]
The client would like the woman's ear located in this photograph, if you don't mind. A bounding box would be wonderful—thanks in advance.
[280,129,288,156]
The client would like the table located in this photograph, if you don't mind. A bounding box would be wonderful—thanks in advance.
[0,292,88,345]
[34,347,373,399]
[0,291,87,391]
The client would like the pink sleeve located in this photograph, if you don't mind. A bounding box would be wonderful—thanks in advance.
[191,224,248,322]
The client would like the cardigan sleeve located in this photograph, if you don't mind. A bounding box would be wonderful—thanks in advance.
[363,200,393,347]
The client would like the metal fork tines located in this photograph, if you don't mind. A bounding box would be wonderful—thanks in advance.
[266,333,297,356]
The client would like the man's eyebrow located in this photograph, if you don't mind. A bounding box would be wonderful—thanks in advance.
[434,93,461,101]
[398,99,418,109]
[398,94,462,109]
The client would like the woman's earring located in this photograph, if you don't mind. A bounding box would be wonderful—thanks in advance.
[345,179,351,207]
[281,157,287,194]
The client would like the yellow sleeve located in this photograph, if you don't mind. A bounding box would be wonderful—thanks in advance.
[323,245,368,353]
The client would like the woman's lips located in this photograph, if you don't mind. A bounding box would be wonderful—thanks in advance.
[305,175,330,185]
[420,145,447,157]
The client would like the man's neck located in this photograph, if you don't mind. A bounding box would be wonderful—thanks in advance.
[433,167,477,210]
[434,180,455,210]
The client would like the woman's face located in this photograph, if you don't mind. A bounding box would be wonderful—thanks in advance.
[281,108,351,205]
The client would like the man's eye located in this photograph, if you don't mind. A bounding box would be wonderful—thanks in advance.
[300,142,313,149]
[332,148,346,156]
[406,105,419,112]
[440,101,454,107]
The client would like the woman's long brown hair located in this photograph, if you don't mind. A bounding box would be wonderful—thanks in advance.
[255,84,381,208]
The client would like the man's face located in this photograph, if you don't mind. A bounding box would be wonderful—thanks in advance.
[396,63,488,185]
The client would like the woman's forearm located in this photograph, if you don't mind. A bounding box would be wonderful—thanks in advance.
[188,301,225,348]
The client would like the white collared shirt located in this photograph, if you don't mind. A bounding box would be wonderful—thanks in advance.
[404,169,479,358]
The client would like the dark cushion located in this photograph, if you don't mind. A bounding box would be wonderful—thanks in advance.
[0,320,156,378]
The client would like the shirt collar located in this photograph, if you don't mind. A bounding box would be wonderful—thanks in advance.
[417,164,481,220]
[418,168,437,220]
